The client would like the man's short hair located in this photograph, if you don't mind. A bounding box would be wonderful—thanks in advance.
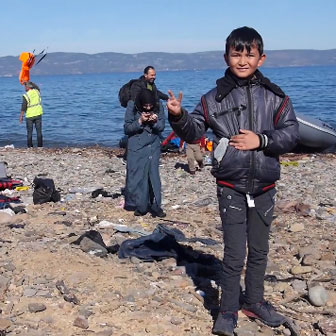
[24,81,35,89]
[24,81,40,91]
[225,26,264,56]
[144,66,155,74]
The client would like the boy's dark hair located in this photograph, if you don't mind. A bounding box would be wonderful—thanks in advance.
[225,26,264,56]
[144,66,155,74]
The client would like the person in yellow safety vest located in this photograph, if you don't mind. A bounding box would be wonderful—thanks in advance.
[19,81,43,147]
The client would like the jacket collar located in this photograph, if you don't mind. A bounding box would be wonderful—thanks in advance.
[215,68,285,102]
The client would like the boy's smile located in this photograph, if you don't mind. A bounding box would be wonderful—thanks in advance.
[225,45,266,78]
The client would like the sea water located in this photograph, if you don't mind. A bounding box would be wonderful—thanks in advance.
[0,66,335,148]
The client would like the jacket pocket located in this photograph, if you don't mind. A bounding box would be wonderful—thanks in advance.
[217,186,246,225]
[214,105,244,137]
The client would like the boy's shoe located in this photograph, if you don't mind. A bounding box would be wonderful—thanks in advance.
[190,170,196,175]
[242,300,286,327]
[212,311,237,336]
[134,210,147,216]
[151,208,166,218]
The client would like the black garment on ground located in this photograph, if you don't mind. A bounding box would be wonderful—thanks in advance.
[118,224,218,261]
[71,230,120,254]
[118,224,181,261]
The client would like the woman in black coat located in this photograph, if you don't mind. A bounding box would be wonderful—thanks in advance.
[123,89,166,217]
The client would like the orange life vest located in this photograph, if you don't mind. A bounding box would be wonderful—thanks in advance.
[19,52,35,84]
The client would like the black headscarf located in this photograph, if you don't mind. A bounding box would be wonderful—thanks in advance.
[135,89,156,112]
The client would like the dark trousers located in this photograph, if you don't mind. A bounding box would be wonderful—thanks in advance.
[217,186,276,312]
[26,115,43,147]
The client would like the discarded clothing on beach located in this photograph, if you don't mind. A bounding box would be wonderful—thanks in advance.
[91,188,122,199]
[0,195,22,209]
[96,221,150,236]
[71,230,119,256]
[156,224,218,246]
[118,224,219,262]
[0,178,23,191]
[118,225,181,261]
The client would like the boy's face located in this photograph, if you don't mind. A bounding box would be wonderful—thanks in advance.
[224,45,266,78]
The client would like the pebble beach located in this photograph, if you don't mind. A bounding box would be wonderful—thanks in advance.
[0,146,335,336]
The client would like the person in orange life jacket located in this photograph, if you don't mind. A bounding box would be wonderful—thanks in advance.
[167,27,299,336]
[186,135,205,175]
[19,81,43,147]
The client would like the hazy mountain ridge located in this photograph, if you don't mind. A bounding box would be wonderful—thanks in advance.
[0,49,335,77]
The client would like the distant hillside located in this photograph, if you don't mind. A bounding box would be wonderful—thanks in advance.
[0,49,335,77]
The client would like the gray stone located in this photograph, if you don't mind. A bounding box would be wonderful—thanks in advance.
[79,236,108,257]
[24,288,38,297]
[28,303,47,313]
[0,318,11,331]
[291,279,307,292]
[73,315,89,329]
[290,265,313,275]
[309,285,329,307]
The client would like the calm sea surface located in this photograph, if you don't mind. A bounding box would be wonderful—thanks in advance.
[0,66,335,148]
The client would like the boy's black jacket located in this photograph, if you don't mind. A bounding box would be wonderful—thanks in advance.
[169,68,299,195]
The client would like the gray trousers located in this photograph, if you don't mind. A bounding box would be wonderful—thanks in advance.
[217,186,276,312]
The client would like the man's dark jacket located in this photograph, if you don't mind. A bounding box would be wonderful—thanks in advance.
[131,75,168,102]
[169,69,300,195]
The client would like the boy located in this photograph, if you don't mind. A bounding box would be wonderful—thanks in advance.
[167,26,299,336]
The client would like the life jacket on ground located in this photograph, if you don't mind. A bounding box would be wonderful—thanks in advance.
[23,89,43,118]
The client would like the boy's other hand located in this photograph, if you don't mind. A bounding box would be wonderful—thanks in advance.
[229,129,260,150]
[167,90,182,116]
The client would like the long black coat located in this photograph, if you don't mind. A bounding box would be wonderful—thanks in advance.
[124,101,165,213]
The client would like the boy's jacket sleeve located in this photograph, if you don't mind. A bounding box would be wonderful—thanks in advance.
[263,98,300,155]
[168,100,208,143]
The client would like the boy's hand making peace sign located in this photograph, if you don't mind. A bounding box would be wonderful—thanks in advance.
[167,90,183,117]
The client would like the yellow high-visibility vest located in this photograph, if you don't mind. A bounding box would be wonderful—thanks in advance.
[23,89,43,118]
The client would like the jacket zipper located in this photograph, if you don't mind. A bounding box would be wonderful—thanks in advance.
[247,83,255,193]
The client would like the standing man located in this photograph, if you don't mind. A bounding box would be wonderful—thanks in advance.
[131,66,168,103]
[19,81,43,147]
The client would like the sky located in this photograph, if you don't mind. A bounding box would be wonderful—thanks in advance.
[1,0,336,57]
